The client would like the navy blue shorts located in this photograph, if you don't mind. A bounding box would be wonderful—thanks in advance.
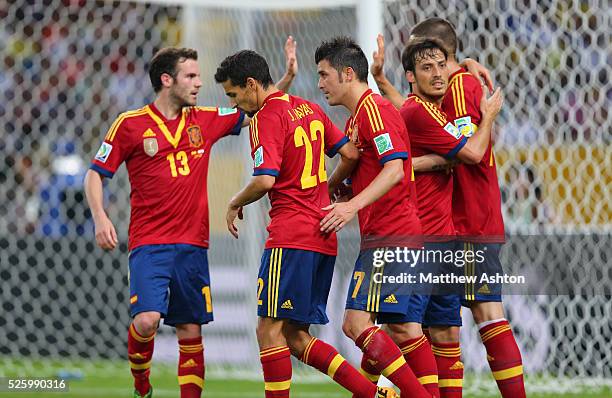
[422,241,462,327]
[461,242,503,305]
[257,248,335,325]
[128,244,213,326]
[345,247,429,324]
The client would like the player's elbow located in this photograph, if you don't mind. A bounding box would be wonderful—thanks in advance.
[457,146,483,165]
[255,175,276,191]
[384,159,404,185]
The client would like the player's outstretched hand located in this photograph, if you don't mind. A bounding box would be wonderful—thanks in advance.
[320,201,358,233]
[481,87,504,119]
[462,58,494,93]
[285,35,298,78]
[94,215,118,251]
[226,205,243,239]
[370,34,386,79]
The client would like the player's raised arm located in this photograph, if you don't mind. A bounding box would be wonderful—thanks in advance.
[371,34,406,110]
[455,87,503,164]
[275,35,298,92]
[84,169,118,250]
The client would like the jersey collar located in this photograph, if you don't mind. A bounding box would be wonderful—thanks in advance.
[262,90,289,106]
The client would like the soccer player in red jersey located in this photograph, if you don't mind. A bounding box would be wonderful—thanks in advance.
[316,36,435,398]
[214,49,389,398]
[371,18,526,398]
[400,38,502,398]
[83,43,298,398]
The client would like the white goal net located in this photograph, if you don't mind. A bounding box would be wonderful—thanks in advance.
[0,0,610,395]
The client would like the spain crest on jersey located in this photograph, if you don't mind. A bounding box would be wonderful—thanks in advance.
[187,125,203,148]
[348,124,363,151]
[143,138,158,157]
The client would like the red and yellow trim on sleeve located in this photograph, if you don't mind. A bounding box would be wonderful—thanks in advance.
[267,248,283,318]
[249,114,260,147]
[449,72,470,116]
[105,107,147,142]
[363,95,385,133]
[413,96,447,127]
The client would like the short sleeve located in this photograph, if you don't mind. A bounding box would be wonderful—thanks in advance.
[194,106,245,143]
[407,102,467,159]
[90,115,135,178]
[359,101,408,165]
[313,105,348,157]
[250,111,283,177]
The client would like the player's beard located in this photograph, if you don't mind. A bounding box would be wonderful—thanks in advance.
[170,86,196,108]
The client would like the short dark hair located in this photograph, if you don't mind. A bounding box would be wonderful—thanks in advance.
[214,50,274,88]
[314,36,368,82]
[401,37,448,73]
[410,17,458,57]
[149,47,198,93]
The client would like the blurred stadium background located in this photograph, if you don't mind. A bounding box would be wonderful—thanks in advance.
[0,0,610,396]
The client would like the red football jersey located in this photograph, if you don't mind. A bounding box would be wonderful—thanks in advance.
[90,103,244,250]
[443,68,505,242]
[344,89,422,249]
[401,94,467,237]
[250,91,349,256]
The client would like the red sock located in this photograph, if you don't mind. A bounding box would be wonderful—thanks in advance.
[178,337,204,398]
[431,342,463,398]
[358,353,380,385]
[479,320,525,398]
[260,346,292,398]
[301,338,376,398]
[400,335,440,397]
[127,323,155,397]
[355,327,431,398]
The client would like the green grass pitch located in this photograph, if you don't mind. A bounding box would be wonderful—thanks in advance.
[3,361,611,397]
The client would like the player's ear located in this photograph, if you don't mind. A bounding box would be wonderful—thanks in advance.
[406,70,415,84]
[160,72,173,88]
[246,77,257,91]
[344,66,353,82]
